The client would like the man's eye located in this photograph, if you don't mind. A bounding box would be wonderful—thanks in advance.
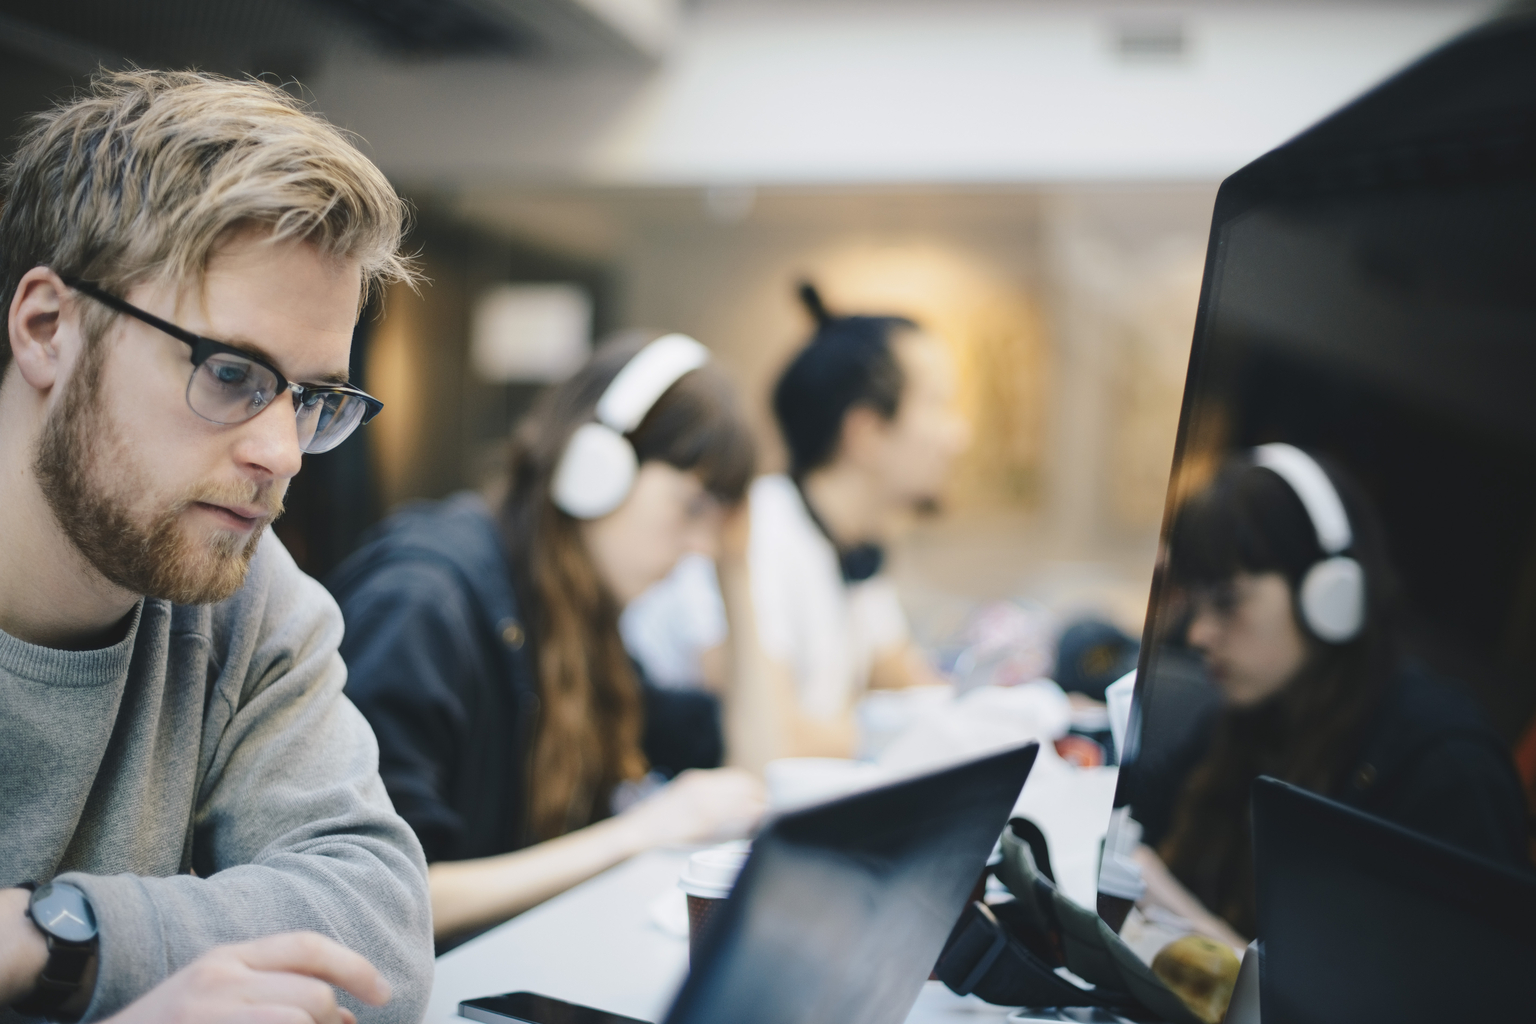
[213,362,250,385]
[298,390,324,409]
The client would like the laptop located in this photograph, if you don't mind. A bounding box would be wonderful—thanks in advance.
[1252,776,1536,1024]
[659,743,1040,1024]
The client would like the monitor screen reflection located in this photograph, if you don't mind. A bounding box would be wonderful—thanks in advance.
[1105,12,1536,947]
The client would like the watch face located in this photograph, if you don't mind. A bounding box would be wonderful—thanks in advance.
[32,883,97,944]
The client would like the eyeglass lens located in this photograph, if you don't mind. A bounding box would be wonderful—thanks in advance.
[188,353,367,454]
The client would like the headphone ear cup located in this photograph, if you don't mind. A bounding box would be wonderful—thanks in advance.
[551,422,638,519]
[1299,556,1366,643]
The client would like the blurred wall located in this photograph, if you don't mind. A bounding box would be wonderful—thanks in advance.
[424,180,1211,619]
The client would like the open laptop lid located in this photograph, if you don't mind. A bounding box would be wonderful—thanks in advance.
[664,743,1039,1024]
[1253,776,1536,1024]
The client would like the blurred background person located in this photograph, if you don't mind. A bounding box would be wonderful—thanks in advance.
[329,333,765,948]
[1133,445,1529,946]
[624,283,971,762]
[753,284,969,742]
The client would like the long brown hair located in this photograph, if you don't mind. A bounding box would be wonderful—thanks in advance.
[1157,453,1399,937]
[499,333,754,841]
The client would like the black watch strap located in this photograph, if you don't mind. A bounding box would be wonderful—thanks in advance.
[13,943,93,1021]
[14,883,97,1023]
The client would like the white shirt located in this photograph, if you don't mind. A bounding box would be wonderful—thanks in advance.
[619,553,725,690]
[747,475,909,720]
[619,475,910,717]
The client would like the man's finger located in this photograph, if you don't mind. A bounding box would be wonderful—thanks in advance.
[238,970,348,1024]
[230,933,391,1006]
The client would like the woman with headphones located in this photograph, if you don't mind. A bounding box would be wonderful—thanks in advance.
[1134,444,1529,946]
[328,333,766,948]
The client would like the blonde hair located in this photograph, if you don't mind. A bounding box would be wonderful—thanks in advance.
[0,68,415,370]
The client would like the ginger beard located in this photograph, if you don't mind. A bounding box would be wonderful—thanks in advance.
[33,335,284,605]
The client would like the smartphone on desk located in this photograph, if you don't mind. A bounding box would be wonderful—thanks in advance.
[459,991,653,1024]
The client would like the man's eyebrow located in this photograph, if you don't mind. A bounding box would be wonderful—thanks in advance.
[218,334,350,385]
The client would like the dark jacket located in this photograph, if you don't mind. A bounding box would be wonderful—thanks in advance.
[327,492,723,865]
[1334,662,1531,868]
[1141,658,1531,868]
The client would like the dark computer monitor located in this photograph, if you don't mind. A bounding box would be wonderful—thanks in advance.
[1252,776,1536,1024]
[1107,8,1536,913]
[663,744,1038,1024]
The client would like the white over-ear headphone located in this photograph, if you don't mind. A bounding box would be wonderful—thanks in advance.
[1252,443,1366,644]
[551,333,711,519]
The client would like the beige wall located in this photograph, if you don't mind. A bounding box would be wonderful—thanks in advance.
[377,183,1214,627]
[608,191,1050,513]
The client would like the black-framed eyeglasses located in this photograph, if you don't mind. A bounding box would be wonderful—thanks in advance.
[61,275,383,455]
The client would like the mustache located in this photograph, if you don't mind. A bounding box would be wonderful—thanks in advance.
[179,481,286,523]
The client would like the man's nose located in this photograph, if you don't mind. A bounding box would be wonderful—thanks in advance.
[951,413,974,455]
[684,519,721,559]
[232,397,304,482]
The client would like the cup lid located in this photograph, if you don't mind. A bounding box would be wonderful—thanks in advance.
[678,847,749,898]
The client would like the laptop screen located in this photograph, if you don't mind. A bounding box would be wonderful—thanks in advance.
[663,744,1037,1024]
[1252,776,1536,1024]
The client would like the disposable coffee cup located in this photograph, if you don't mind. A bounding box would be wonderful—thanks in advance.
[678,845,749,962]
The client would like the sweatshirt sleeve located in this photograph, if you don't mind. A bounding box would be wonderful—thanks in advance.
[59,535,434,1024]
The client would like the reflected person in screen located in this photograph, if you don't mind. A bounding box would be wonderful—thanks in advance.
[329,334,767,947]
[1136,448,1529,946]
[0,71,432,1023]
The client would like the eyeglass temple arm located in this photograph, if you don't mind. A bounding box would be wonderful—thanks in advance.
[59,276,205,352]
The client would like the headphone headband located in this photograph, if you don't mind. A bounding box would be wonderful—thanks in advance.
[1252,443,1353,555]
[551,333,711,520]
[596,333,710,434]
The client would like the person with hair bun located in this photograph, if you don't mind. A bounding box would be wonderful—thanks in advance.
[620,285,970,762]
[736,283,971,757]
[1133,449,1529,947]
[330,332,768,948]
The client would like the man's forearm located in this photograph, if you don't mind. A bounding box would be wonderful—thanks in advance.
[0,887,49,1007]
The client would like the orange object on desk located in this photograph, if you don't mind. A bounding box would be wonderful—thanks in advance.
[1054,735,1105,768]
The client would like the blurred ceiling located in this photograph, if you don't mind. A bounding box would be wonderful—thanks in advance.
[0,0,677,78]
[0,1,1509,197]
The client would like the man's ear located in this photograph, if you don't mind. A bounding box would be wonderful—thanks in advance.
[8,267,72,393]
[839,405,890,466]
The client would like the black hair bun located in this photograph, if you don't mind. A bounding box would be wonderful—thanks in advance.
[797,280,833,327]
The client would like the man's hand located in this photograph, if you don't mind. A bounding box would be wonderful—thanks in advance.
[103,932,391,1024]
[0,886,49,1007]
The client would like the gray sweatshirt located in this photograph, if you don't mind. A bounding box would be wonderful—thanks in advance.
[0,532,433,1023]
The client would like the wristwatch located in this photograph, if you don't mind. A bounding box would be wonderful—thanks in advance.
[13,881,98,1022]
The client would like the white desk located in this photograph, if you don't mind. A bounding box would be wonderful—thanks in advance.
[427,848,1014,1024]
[428,763,1118,1024]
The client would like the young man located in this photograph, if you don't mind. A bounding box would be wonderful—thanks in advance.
[0,71,431,1023]
[626,285,971,768]
[743,285,971,754]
